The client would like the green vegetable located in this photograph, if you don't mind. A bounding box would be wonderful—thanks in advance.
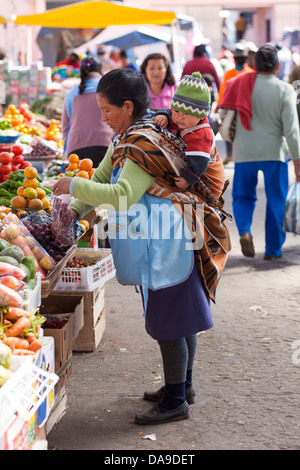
[0,246,24,264]
[0,239,11,252]
[0,256,20,266]
[0,364,13,386]
[0,342,12,369]
[27,277,37,290]
[19,263,31,283]
[0,119,12,131]
[0,198,13,207]
[21,256,36,280]
[0,188,16,198]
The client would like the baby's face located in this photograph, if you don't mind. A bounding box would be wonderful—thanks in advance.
[171,109,201,130]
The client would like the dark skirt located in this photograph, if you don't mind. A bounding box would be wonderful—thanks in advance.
[143,263,214,341]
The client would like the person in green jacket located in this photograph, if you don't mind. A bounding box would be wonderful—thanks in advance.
[53,68,231,425]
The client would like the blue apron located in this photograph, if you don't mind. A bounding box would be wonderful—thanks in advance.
[107,164,195,314]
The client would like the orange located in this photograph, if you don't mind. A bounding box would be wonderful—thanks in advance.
[23,178,39,189]
[24,166,38,179]
[42,198,51,208]
[24,187,37,200]
[17,186,25,197]
[67,162,78,171]
[69,153,79,164]
[36,188,46,199]
[79,158,93,171]
[89,168,95,178]
[76,170,90,179]
[18,210,27,218]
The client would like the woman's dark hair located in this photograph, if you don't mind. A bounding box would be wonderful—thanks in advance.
[96,68,150,120]
[140,53,176,88]
[255,44,278,73]
[79,54,102,94]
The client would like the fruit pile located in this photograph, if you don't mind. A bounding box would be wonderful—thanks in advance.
[66,256,97,268]
[0,144,32,183]
[10,166,51,211]
[64,154,95,179]
[21,211,69,263]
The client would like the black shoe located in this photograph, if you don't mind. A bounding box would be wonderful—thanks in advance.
[143,385,196,405]
[135,401,190,425]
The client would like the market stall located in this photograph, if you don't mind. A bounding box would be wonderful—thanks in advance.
[0,133,115,448]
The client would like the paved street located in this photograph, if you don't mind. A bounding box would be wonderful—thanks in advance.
[48,159,300,451]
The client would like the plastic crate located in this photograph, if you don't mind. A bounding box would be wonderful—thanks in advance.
[0,362,58,422]
[53,249,115,292]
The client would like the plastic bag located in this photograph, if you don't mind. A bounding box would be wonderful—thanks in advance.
[51,194,84,246]
[283,182,300,235]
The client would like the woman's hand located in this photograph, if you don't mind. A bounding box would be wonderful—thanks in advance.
[53,176,72,196]
[294,159,300,182]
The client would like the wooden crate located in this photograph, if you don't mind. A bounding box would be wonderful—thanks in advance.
[73,308,106,352]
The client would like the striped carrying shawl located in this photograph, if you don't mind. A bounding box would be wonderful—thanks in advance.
[111,119,232,302]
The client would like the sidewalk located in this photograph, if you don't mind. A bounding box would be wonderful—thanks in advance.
[48,162,300,451]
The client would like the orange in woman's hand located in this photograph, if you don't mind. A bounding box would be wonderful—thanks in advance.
[79,158,93,171]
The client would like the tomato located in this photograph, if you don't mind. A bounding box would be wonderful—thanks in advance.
[11,144,23,156]
[11,164,19,172]
[20,161,32,169]
[12,154,24,165]
[1,175,10,182]
[0,163,12,174]
[0,152,12,164]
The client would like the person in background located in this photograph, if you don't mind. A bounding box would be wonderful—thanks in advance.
[109,48,122,68]
[217,43,254,164]
[219,44,300,260]
[119,49,139,71]
[97,45,116,74]
[181,44,221,91]
[56,52,80,69]
[235,13,246,41]
[52,68,231,425]
[245,42,258,70]
[61,54,113,167]
[140,53,177,109]
[0,48,6,60]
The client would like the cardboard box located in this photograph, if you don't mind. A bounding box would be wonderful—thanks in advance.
[41,295,84,369]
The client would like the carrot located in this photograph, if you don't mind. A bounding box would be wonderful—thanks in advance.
[3,337,30,351]
[29,339,42,352]
[5,317,31,337]
[12,349,35,356]
[5,307,30,321]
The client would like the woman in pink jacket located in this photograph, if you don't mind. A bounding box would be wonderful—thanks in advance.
[140,53,177,110]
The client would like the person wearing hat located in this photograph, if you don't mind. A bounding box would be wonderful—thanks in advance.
[181,44,221,91]
[154,72,225,203]
[217,43,254,164]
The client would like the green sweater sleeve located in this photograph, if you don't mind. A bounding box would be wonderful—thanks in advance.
[70,146,155,217]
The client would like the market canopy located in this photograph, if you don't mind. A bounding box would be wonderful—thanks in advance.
[13,1,177,28]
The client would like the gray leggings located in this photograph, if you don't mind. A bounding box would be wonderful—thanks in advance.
[157,334,198,384]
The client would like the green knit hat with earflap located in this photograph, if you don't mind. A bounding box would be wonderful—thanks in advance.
[171,72,211,118]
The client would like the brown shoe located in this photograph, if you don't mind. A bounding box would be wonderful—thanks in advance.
[263,254,282,261]
[240,232,255,258]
